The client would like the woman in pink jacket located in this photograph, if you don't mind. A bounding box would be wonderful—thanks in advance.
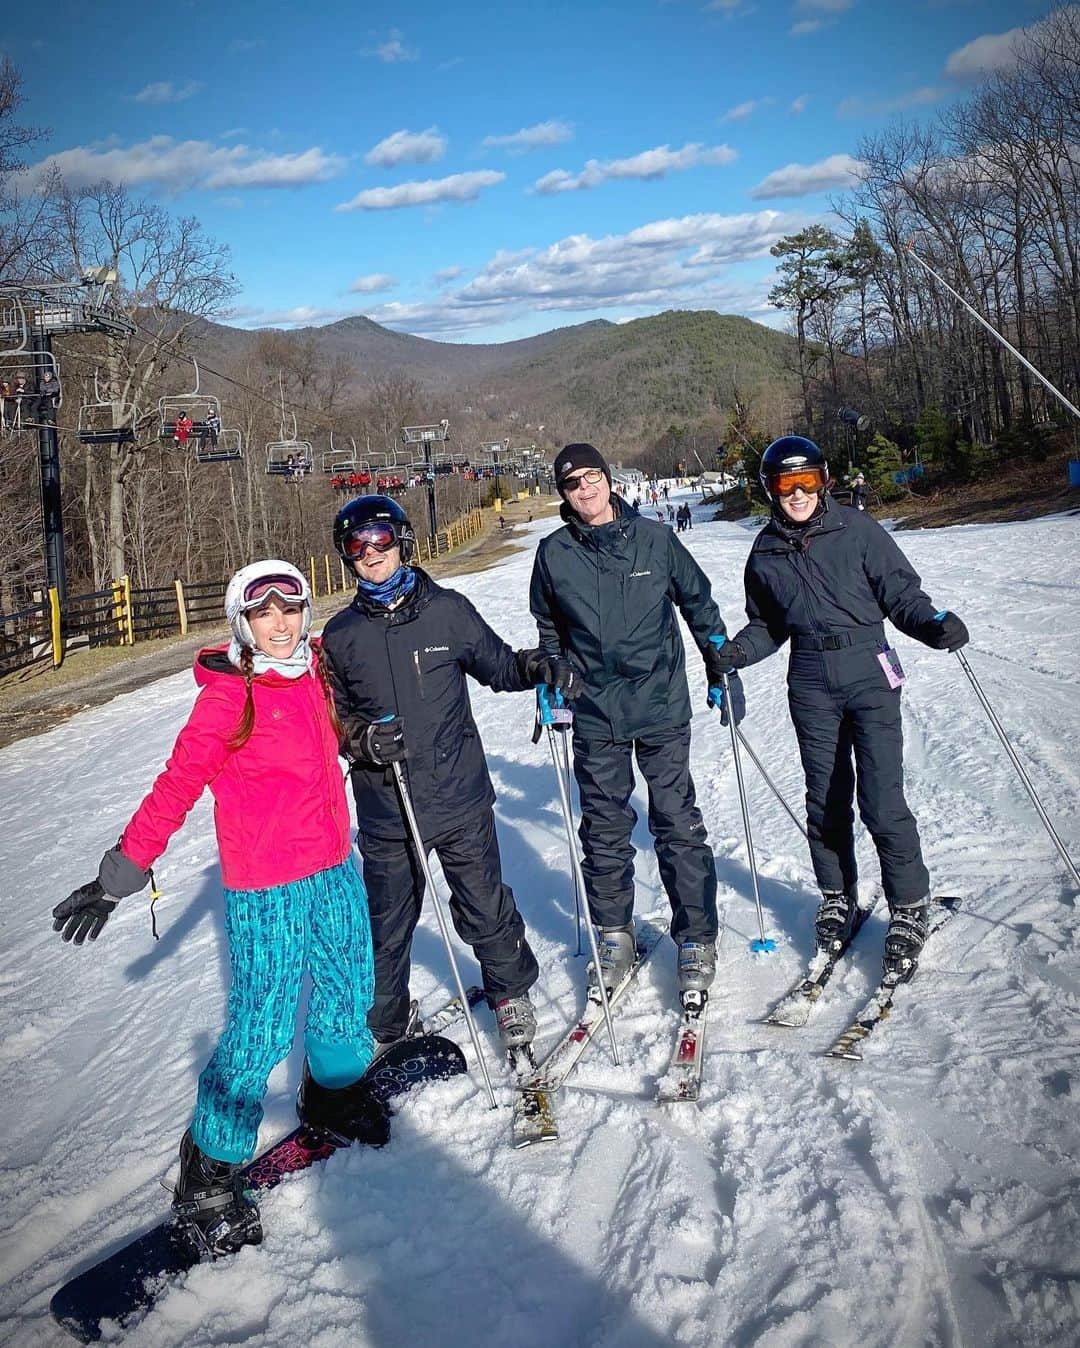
[51,560,381,1257]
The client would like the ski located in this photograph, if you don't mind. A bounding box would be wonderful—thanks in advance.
[508,1045,559,1148]
[422,984,485,1036]
[826,897,962,1061]
[764,897,881,1028]
[517,920,665,1095]
[656,992,708,1103]
[656,907,728,1104]
[50,1035,465,1344]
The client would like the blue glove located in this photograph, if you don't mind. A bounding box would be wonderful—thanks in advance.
[707,671,746,726]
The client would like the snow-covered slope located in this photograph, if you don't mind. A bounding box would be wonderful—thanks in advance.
[2,496,1078,1347]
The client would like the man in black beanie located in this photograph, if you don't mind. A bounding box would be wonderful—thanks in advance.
[530,443,745,1007]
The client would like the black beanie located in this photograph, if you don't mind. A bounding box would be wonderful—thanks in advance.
[553,443,611,493]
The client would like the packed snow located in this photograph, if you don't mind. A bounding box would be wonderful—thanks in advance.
[2,490,1079,1347]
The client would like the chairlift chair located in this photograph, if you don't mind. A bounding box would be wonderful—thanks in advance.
[158,360,221,445]
[76,369,137,445]
[2,351,62,433]
[266,439,314,478]
[0,294,30,358]
[320,432,358,476]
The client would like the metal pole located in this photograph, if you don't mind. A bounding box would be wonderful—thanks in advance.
[735,729,808,841]
[954,651,1080,889]
[34,332,67,606]
[391,762,498,1107]
[722,675,776,952]
[906,242,1080,425]
[555,729,584,955]
[544,722,621,1064]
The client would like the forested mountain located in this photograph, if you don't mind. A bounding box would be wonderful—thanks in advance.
[196,308,799,455]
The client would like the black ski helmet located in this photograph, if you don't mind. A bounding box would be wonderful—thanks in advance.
[758,435,829,499]
[333,493,416,563]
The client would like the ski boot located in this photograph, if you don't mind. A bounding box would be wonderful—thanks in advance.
[814,891,857,954]
[677,940,716,995]
[494,994,537,1049]
[882,902,930,984]
[296,1060,392,1147]
[172,1131,262,1257]
[589,921,636,996]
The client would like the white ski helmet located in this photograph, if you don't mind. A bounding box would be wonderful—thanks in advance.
[224,559,312,650]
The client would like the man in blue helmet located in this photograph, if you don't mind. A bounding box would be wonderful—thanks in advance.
[706,436,970,981]
[320,494,578,1057]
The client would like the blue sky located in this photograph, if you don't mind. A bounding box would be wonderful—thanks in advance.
[6,0,1055,343]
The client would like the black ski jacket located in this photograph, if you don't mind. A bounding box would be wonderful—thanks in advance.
[321,569,529,841]
[734,499,941,665]
[529,497,727,741]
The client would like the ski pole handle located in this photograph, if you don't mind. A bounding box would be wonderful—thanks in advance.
[536,684,573,727]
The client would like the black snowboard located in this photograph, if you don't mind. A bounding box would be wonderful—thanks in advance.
[50,1034,466,1343]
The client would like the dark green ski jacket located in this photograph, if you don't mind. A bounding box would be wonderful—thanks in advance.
[529,497,728,741]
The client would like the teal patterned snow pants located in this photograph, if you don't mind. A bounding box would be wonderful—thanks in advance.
[190,857,375,1163]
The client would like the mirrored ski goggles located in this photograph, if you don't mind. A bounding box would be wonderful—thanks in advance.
[769,466,827,497]
[558,467,605,492]
[240,574,307,606]
[341,522,400,558]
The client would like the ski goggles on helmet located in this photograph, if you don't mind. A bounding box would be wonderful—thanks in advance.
[768,466,828,497]
[340,521,401,559]
[239,573,308,607]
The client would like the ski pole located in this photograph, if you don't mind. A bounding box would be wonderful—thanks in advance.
[720,674,776,953]
[390,760,498,1108]
[953,649,1080,890]
[557,728,585,956]
[538,685,621,1065]
[735,728,808,841]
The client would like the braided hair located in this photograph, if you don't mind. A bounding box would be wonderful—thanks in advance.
[228,642,343,750]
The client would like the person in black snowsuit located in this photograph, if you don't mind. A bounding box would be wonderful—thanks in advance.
[851,472,870,511]
[706,436,970,981]
[529,444,744,1001]
[322,495,578,1054]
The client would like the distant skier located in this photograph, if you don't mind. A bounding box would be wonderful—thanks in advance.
[851,471,870,511]
[529,444,744,1003]
[321,494,578,1058]
[50,561,387,1256]
[705,436,970,981]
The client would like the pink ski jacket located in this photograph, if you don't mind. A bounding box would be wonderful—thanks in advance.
[120,643,353,890]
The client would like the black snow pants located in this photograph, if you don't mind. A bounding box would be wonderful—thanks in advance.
[787,642,930,909]
[571,722,718,944]
[358,808,539,1041]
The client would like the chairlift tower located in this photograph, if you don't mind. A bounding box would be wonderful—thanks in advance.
[0,271,134,605]
[402,419,450,540]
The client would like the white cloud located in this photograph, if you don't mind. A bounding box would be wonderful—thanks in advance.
[720,98,774,122]
[837,86,942,118]
[371,28,418,62]
[232,305,352,329]
[944,24,1027,80]
[220,127,247,141]
[364,127,447,167]
[790,94,809,114]
[360,209,803,336]
[482,121,575,153]
[750,152,865,199]
[533,142,737,195]
[335,169,505,212]
[790,18,825,35]
[23,137,346,194]
[704,0,753,14]
[435,266,464,283]
[796,0,853,10]
[348,274,397,294]
[132,80,201,104]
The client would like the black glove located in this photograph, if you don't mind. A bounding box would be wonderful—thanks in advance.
[704,635,747,681]
[707,671,747,727]
[53,880,117,944]
[98,845,150,898]
[516,648,582,701]
[346,715,407,766]
[921,612,969,653]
